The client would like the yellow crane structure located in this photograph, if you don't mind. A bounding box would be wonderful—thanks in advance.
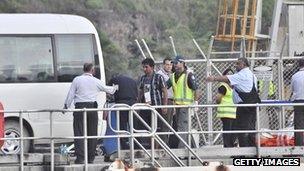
[215,0,260,52]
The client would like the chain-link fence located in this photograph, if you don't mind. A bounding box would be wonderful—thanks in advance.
[155,56,303,146]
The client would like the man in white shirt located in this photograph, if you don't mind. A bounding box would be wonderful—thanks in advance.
[157,57,174,145]
[207,58,260,147]
[291,58,304,146]
[64,63,118,164]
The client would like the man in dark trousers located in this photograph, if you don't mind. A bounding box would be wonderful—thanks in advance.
[291,58,304,146]
[157,57,174,146]
[108,74,138,149]
[215,68,236,147]
[64,63,118,164]
[138,58,168,148]
[207,58,261,147]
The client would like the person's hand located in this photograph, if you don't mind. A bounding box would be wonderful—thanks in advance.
[206,76,214,82]
[62,104,68,114]
[113,84,119,91]
[162,108,168,115]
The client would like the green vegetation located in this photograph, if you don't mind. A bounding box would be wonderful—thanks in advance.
[85,0,105,9]
[98,30,128,79]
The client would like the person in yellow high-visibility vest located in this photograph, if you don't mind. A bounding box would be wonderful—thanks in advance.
[167,55,198,148]
[207,58,261,147]
[216,68,236,147]
[258,80,276,99]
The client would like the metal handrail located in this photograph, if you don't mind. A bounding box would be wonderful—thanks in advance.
[107,103,131,134]
[1,101,303,114]
[104,103,161,166]
[131,103,158,135]
[1,102,304,170]
[153,55,304,63]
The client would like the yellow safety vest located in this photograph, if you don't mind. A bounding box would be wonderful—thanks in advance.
[258,80,275,96]
[217,83,236,119]
[171,72,194,105]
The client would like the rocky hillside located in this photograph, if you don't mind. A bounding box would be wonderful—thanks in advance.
[0,0,277,79]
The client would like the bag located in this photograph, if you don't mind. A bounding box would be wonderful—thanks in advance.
[103,110,118,155]
[235,75,261,103]
[259,128,295,147]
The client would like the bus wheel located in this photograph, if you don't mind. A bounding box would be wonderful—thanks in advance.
[1,120,31,154]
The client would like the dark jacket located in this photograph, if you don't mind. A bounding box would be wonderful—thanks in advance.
[108,75,138,106]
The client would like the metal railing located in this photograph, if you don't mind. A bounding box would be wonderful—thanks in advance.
[153,55,304,146]
[0,102,304,170]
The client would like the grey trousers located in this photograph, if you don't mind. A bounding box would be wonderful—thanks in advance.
[176,107,189,148]
[159,99,174,144]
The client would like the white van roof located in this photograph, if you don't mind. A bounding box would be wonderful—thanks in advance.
[0,14,97,34]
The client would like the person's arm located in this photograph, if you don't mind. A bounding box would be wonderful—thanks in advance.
[160,76,168,106]
[161,87,168,105]
[107,78,116,102]
[159,75,168,114]
[96,78,118,94]
[215,93,223,104]
[206,75,230,83]
[166,78,172,88]
[138,77,144,103]
[138,89,144,103]
[290,76,295,100]
[187,73,199,101]
[64,79,77,108]
[216,85,226,104]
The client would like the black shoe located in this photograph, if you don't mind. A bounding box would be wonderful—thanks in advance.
[75,159,84,164]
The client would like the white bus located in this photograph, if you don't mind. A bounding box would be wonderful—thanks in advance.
[0,14,106,154]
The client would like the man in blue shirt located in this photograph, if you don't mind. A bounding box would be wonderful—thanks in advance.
[207,58,260,147]
[291,58,304,146]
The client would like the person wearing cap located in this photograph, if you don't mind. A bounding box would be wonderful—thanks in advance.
[290,57,304,146]
[156,57,174,145]
[207,58,261,147]
[167,55,198,148]
[216,68,236,147]
[64,63,118,164]
[138,58,168,148]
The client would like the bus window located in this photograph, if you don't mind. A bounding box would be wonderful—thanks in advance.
[0,37,54,82]
[55,35,96,82]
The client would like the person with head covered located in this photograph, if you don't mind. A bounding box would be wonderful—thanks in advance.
[167,55,198,148]
[207,58,261,147]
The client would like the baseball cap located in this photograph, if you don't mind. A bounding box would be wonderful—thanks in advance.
[172,55,185,64]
